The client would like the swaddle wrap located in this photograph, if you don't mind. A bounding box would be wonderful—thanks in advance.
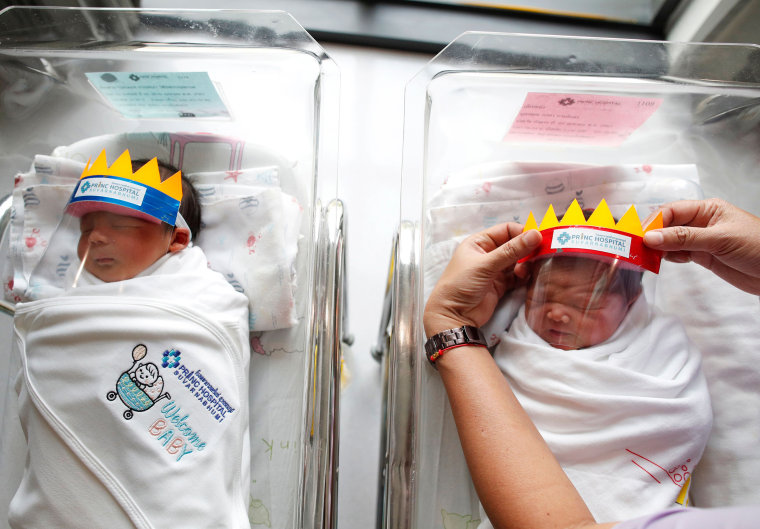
[482,296,712,524]
[9,246,251,529]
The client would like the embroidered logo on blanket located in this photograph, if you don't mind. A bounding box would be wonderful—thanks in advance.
[106,343,237,463]
[106,344,171,421]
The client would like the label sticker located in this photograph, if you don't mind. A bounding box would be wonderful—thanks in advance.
[86,72,230,119]
[551,227,632,258]
[75,177,146,206]
[504,93,662,146]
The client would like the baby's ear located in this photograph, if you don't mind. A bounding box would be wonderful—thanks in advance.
[168,227,190,253]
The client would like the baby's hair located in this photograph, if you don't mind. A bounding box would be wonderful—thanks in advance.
[533,206,644,302]
[131,159,202,239]
[534,255,642,303]
[138,362,159,379]
[579,206,643,299]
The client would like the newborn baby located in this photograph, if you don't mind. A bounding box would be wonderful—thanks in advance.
[480,202,712,525]
[524,254,643,350]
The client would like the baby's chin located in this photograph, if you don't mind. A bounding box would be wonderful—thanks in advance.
[85,264,137,283]
[539,328,582,350]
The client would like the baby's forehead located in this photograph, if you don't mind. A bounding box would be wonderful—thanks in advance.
[81,210,138,222]
[534,256,611,278]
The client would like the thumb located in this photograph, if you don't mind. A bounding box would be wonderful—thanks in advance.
[643,226,716,253]
[486,229,542,271]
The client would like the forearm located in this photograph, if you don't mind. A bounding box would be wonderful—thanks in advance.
[436,345,616,529]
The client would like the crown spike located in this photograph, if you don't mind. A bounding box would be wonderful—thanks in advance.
[559,199,586,226]
[161,170,183,202]
[615,205,644,236]
[110,149,135,180]
[523,211,539,232]
[85,149,110,176]
[644,211,663,233]
[79,149,182,202]
[586,199,616,229]
[538,204,559,231]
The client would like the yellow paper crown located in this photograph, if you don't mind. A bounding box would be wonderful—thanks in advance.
[522,198,662,236]
[80,149,182,202]
[520,198,664,273]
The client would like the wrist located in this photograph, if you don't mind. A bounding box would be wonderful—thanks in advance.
[423,314,473,339]
[424,325,488,368]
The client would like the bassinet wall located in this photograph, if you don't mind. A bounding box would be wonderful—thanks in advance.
[0,8,343,529]
[377,33,760,529]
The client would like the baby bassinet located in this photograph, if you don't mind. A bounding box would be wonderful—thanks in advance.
[0,7,345,529]
[376,33,760,529]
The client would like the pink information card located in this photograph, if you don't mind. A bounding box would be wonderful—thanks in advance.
[504,92,662,146]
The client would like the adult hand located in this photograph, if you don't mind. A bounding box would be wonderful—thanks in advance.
[643,198,760,295]
[423,223,542,337]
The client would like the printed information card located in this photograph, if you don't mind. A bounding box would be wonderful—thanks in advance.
[86,71,230,119]
[504,92,662,146]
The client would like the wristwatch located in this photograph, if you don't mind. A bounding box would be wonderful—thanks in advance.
[424,325,487,366]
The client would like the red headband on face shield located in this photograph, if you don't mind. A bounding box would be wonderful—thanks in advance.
[519,199,663,274]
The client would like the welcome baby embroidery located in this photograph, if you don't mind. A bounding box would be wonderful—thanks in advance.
[106,343,235,463]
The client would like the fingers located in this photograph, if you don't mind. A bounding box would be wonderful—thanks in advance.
[485,229,542,272]
[653,200,705,229]
[643,199,729,252]
[643,225,720,252]
[470,222,526,253]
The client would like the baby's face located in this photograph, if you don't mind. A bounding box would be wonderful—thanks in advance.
[135,364,157,384]
[78,211,172,283]
[524,258,633,350]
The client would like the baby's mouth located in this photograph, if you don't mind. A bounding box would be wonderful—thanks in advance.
[546,328,576,343]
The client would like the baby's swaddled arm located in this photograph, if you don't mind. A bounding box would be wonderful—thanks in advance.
[424,223,615,529]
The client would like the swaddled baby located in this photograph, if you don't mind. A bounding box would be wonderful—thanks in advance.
[479,200,712,525]
[8,150,252,529]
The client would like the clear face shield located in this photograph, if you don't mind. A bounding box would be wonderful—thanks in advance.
[520,199,663,350]
[523,255,647,350]
[25,150,187,299]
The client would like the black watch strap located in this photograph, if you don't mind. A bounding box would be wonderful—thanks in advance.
[424,325,487,366]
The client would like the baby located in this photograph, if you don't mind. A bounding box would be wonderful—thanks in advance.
[75,157,197,283]
[479,201,713,525]
[523,254,643,351]
[8,149,252,529]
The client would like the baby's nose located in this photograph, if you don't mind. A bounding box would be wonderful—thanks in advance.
[546,306,571,324]
[86,227,111,245]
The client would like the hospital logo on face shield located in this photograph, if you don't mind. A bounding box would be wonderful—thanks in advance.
[552,227,632,258]
[74,177,147,207]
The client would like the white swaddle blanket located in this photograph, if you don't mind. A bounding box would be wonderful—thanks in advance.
[482,296,713,525]
[9,246,251,529]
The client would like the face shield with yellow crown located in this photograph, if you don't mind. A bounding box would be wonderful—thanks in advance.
[518,199,663,351]
[26,149,190,299]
